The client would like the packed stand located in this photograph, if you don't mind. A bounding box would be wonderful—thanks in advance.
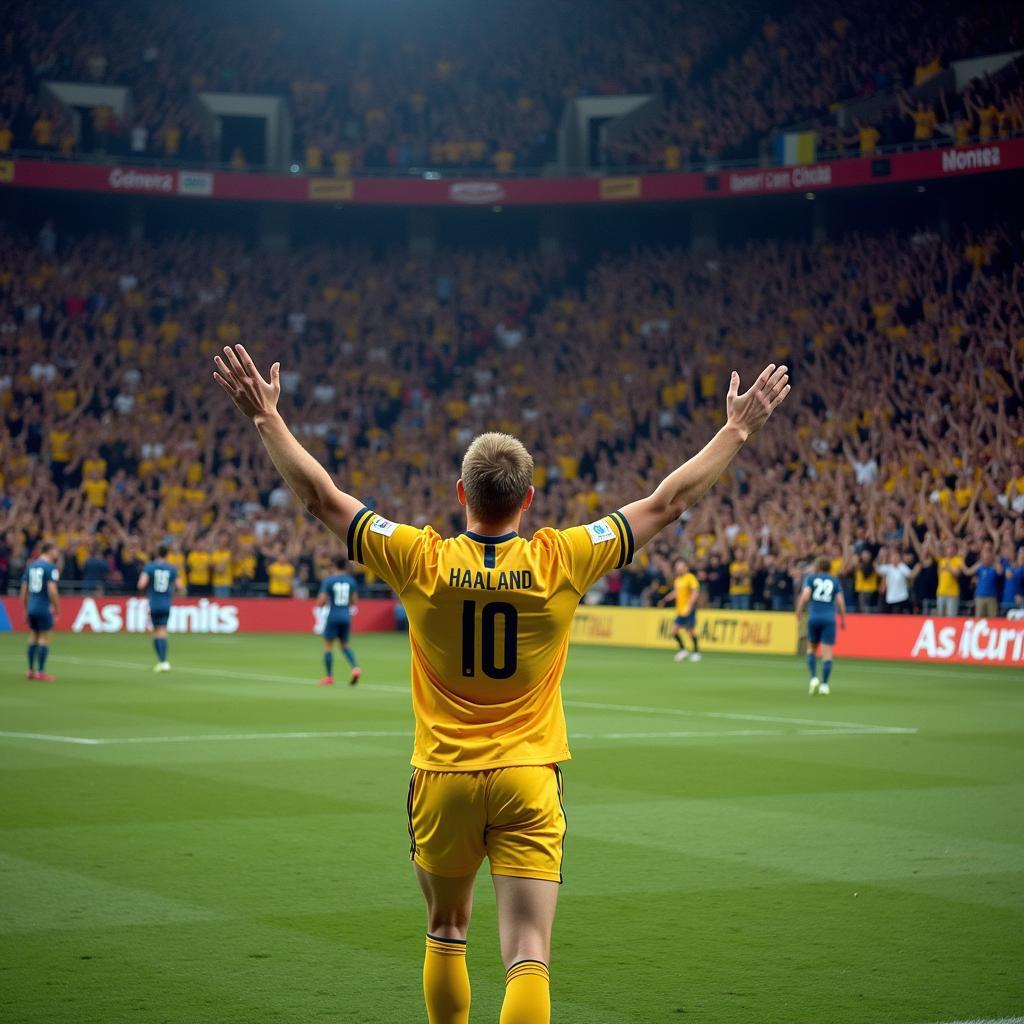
[1,223,1022,613]
[609,0,1024,170]
[0,0,755,173]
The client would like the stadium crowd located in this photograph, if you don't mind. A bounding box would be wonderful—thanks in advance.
[610,0,1024,168]
[2,217,1022,615]
[0,0,753,172]
[3,0,1022,174]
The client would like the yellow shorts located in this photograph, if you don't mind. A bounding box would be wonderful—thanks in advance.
[407,764,566,883]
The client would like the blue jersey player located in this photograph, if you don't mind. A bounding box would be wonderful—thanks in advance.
[137,544,185,672]
[317,556,360,686]
[20,543,61,681]
[795,555,847,696]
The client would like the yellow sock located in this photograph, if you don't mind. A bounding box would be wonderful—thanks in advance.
[499,959,550,1024]
[423,934,471,1024]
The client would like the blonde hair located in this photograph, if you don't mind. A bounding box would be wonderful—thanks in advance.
[461,432,534,522]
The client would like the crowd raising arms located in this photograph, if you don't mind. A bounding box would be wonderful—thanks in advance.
[214,344,790,553]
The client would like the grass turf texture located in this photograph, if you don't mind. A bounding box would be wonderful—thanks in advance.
[1,633,1022,1024]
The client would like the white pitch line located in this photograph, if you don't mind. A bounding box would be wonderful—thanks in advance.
[1,653,407,694]
[91,729,409,745]
[0,730,101,745]
[928,1017,1024,1024]
[0,724,915,747]
[563,698,913,733]
[576,726,915,740]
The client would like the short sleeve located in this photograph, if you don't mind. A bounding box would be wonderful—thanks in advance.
[50,568,60,583]
[553,512,633,595]
[318,577,329,595]
[801,575,812,591]
[346,507,425,594]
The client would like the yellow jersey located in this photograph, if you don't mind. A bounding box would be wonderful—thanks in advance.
[83,478,109,508]
[728,560,752,595]
[234,553,257,580]
[187,550,211,585]
[211,549,234,587]
[937,556,964,598]
[854,568,878,593]
[348,507,634,772]
[674,573,700,614]
[268,561,295,595]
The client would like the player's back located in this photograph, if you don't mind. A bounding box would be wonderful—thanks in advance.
[322,573,355,617]
[25,559,57,611]
[804,572,839,618]
[348,509,632,771]
[145,561,178,606]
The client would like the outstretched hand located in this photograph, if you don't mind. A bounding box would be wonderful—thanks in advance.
[213,345,281,421]
[726,364,790,439]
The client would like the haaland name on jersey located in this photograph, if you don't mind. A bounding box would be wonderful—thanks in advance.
[448,568,535,591]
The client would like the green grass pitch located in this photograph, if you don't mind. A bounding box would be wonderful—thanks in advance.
[1,632,1022,1024]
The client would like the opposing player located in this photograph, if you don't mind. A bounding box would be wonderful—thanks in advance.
[795,555,847,695]
[317,555,361,686]
[659,557,701,662]
[21,542,60,681]
[214,343,789,1024]
[138,544,186,672]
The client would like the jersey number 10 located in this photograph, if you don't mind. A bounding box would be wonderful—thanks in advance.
[461,600,518,679]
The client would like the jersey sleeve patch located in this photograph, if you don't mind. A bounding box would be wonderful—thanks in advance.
[584,520,617,545]
[51,569,60,582]
[369,516,399,538]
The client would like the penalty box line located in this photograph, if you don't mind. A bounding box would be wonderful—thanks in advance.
[0,725,914,747]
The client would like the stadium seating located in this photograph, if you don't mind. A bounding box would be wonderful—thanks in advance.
[3,0,1021,172]
[1,223,1021,609]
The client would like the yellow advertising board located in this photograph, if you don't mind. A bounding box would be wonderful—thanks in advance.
[308,177,354,201]
[571,606,797,655]
[599,176,641,200]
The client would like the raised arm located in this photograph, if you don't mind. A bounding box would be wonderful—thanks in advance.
[618,364,790,552]
[213,345,363,543]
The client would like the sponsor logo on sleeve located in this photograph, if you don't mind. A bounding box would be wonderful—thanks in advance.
[369,517,399,537]
[584,520,616,545]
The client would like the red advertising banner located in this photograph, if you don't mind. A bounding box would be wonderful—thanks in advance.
[835,613,1024,667]
[1,140,1021,207]
[2,596,397,635]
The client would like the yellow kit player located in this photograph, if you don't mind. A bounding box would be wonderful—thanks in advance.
[659,557,701,662]
[213,344,790,1024]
